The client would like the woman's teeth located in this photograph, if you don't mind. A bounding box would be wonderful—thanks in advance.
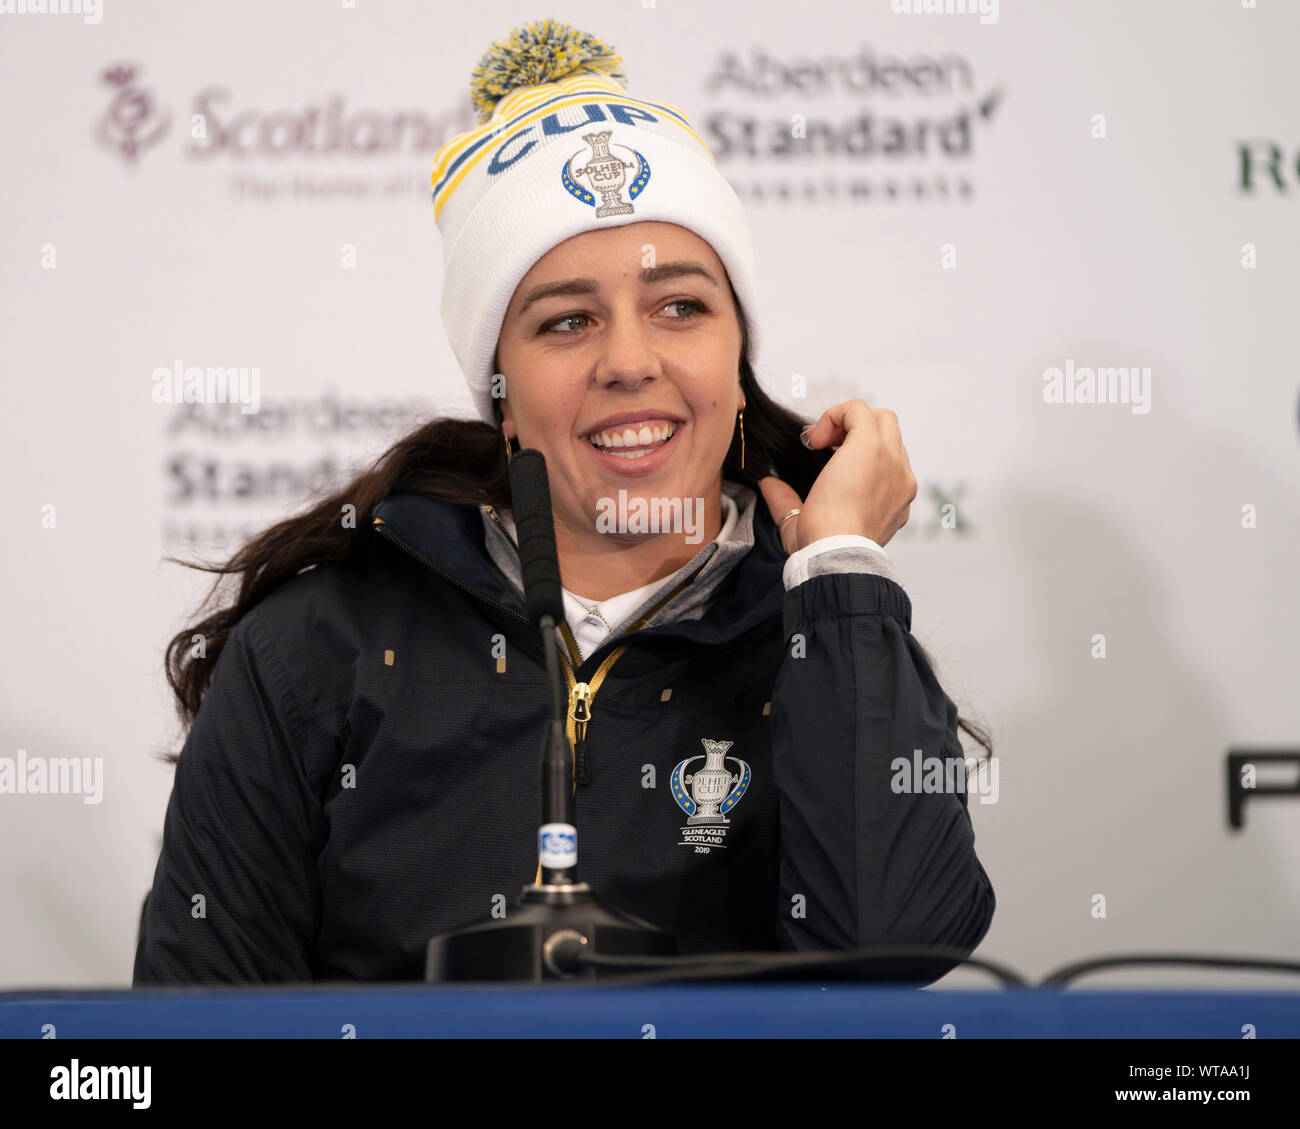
[588,421,676,459]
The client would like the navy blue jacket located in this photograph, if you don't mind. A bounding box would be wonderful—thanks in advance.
[133,489,995,984]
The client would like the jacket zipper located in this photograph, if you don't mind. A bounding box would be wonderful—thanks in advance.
[565,645,620,787]
[483,504,623,788]
[483,506,708,790]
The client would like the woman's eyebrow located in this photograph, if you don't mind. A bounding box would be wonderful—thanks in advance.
[642,261,718,288]
[516,261,718,317]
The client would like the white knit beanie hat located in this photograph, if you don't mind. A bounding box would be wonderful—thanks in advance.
[431,19,762,426]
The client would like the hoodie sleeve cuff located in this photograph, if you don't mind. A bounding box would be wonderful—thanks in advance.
[782,535,903,591]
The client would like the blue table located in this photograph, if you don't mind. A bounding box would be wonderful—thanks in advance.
[3,985,1299,1038]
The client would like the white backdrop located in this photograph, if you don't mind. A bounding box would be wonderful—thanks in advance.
[2,0,1298,990]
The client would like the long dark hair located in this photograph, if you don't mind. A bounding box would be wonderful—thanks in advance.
[161,296,992,765]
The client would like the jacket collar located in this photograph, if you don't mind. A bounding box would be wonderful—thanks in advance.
[371,482,787,648]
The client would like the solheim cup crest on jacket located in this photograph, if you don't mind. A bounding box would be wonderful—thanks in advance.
[672,739,751,852]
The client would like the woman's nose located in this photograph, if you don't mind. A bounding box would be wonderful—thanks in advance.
[595,310,660,389]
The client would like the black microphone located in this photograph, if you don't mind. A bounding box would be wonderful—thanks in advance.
[506,449,563,626]
[506,449,575,885]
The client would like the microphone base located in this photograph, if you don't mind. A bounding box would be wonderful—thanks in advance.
[424,882,676,983]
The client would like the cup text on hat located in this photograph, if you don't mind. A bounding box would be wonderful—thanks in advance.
[488,103,660,175]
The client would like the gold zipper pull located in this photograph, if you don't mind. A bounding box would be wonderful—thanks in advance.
[569,682,591,731]
[569,682,592,784]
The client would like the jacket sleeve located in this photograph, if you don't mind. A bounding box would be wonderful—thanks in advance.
[770,553,996,985]
[133,608,326,984]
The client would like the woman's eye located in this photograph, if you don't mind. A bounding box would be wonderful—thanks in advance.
[661,298,707,319]
[542,313,593,334]
[540,300,706,335]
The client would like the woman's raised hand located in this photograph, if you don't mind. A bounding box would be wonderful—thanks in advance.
[758,399,918,556]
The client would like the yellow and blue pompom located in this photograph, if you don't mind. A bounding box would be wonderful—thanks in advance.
[469,18,628,124]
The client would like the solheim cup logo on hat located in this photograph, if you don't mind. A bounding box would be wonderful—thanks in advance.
[561,130,651,217]
[672,739,751,853]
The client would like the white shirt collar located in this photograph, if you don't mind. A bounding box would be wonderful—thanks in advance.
[483,484,747,663]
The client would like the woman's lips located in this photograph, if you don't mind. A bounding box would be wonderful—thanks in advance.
[581,423,683,476]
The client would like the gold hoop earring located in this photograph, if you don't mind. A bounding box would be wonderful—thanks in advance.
[738,408,745,470]
[503,428,513,464]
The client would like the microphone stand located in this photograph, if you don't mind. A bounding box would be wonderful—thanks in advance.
[425,451,675,982]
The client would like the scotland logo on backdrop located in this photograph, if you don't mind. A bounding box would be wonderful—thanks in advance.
[561,130,651,217]
[91,59,473,186]
[672,738,751,853]
[96,63,170,166]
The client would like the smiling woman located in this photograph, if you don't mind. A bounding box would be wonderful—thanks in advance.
[135,18,995,987]
[494,221,747,599]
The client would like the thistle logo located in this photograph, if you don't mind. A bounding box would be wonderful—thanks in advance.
[89,62,472,177]
[96,63,169,165]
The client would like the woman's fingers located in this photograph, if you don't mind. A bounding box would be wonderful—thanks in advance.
[804,398,880,449]
[872,408,915,481]
[794,399,918,549]
[757,475,806,556]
